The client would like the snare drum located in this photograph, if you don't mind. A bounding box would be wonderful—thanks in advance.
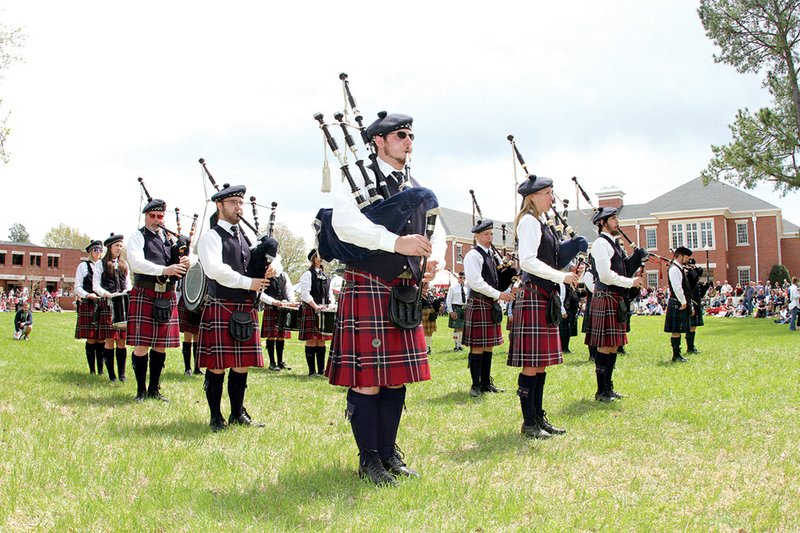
[182,262,208,312]
[318,309,337,335]
[110,293,130,330]
[279,306,300,331]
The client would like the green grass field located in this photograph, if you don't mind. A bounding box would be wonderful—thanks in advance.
[1,312,798,531]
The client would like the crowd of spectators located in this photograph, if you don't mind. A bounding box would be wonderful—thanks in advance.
[1,287,63,313]
[704,279,794,320]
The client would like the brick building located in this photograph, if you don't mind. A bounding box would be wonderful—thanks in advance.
[437,177,800,288]
[0,241,84,308]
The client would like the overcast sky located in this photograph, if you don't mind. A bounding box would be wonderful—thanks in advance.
[1,1,796,251]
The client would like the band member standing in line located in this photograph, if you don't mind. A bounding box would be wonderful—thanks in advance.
[446,271,468,351]
[93,233,132,382]
[581,265,596,362]
[298,250,334,376]
[685,258,706,354]
[463,219,514,397]
[75,240,105,375]
[260,260,296,372]
[585,207,644,402]
[326,112,445,486]
[508,175,580,438]
[665,247,693,363]
[126,198,189,403]
[197,185,272,432]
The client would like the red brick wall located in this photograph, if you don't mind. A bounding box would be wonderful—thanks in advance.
[780,237,800,278]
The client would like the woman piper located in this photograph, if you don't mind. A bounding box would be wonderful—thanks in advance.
[75,239,105,375]
[508,175,582,439]
[297,250,334,377]
[93,233,132,382]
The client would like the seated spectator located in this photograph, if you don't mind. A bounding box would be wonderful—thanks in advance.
[774,305,789,324]
[755,297,767,319]
[14,302,33,340]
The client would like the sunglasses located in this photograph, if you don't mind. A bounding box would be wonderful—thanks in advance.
[91,247,102,253]
[147,213,165,220]
[387,131,414,141]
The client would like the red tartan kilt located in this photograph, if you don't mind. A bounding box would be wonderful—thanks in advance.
[326,270,430,388]
[96,299,126,340]
[198,299,264,369]
[177,298,201,335]
[74,300,100,339]
[125,287,180,349]
[298,303,332,341]
[584,290,628,348]
[463,295,503,348]
[507,284,562,368]
[260,305,292,339]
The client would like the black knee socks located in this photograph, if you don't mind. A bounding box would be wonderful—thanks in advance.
[228,369,247,418]
[533,372,546,417]
[305,346,315,375]
[347,389,380,456]
[480,351,494,390]
[104,347,117,380]
[115,348,127,380]
[377,386,406,461]
[595,352,610,395]
[192,342,200,372]
[95,343,105,374]
[148,350,166,394]
[316,346,326,374]
[469,354,481,387]
[671,336,681,358]
[265,339,276,366]
[517,374,537,426]
[86,342,96,373]
[276,340,285,365]
[182,341,192,371]
[205,372,225,419]
[686,331,696,351]
[132,354,148,395]
[607,353,617,392]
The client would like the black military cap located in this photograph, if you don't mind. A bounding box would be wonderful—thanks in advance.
[458,271,465,277]
[85,239,102,252]
[308,249,319,261]
[104,232,124,247]
[674,246,693,257]
[211,184,246,202]
[517,174,554,197]
[471,219,494,233]
[365,111,413,139]
[142,199,166,213]
[592,207,618,225]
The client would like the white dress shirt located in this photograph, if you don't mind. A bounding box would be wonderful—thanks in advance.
[197,220,252,290]
[445,282,469,312]
[517,214,567,284]
[582,269,595,293]
[74,260,100,299]
[669,261,687,305]
[92,260,132,298]
[259,272,297,306]
[330,156,446,265]
[590,232,635,289]
[298,268,335,306]
[463,244,502,300]
[126,227,169,277]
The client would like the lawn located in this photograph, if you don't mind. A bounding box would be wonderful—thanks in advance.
[1,312,798,531]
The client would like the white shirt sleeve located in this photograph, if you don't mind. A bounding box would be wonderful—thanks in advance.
[591,236,634,289]
[74,262,90,299]
[583,270,595,293]
[518,214,567,284]
[126,229,166,277]
[463,248,501,300]
[298,270,313,305]
[669,263,686,305]
[197,229,252,291]
[559,283,567,314]
[92,260,110,298]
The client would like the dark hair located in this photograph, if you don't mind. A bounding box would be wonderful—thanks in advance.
[102,247,129,279]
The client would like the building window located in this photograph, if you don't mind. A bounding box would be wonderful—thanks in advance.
[670,219,715,251]
[12,253,23,266]
[645,228,657,250]
[646,270,659,288]
[700,221,714,248]
[670,223,684,249]
[738,266,751,286]
[456,244,463,264]
[47,255,60,268]
[0,252,5,265]
[736,221,749,245]
[30,255,41,267]
[685,222,699,249]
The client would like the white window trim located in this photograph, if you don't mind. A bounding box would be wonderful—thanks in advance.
[644,227,657,250]
[737,266,751,284]
[735,219,750,246]
[668,218,716,252]
[46,253,61,258]
[645,269,659,287]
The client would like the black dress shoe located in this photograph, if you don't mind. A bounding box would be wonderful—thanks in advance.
[134,392,147,403]
[595,392,615,403]
[119,375,126,383]
[672,354,688,363]
[521,423,552,439]
[470,385,482,398]
[279,362,291,371]
[210,415,227,432]
[193,368,204,375]
[382,448,419,478]
[358,450,398,486]
[481,379,504,393]
[268,364,280,371]
[538,412,566,435]
[687,348,699,354]
[184,369,192,376]
[147,391,169,402]
[609,382,625,399]
[228,408,265,427]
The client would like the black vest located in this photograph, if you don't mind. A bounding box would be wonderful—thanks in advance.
[347,162,425,281]
[474,246,499,290]
[667,262,690,301]
[100,261,125,293]
[81,260,94,293]
[134,227,174,285]
[309,268,330,305]
[521,218,559,292]
[206,225,253,303]
[590,234,627,294]
[264,272,288,300]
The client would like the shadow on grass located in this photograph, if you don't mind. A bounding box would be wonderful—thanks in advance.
[425,390,472,406]
[561,397,621,417]
[60,390,138,408]
[448,428,550,463]
[109,418,209,441]
[45,369,115,388]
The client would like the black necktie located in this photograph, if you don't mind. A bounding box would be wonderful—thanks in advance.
[461,284,466,303]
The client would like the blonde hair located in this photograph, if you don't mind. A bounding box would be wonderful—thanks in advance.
[514,194,545,241]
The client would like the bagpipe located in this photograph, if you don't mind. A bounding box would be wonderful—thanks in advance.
[468,189,518,291]
[137,177,197,263]
[312,73,439,264]
[507,136,588,270]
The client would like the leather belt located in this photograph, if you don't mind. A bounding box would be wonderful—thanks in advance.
[135,280,175,293]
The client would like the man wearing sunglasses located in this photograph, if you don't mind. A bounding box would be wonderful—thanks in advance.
[326,111,446,486]
[126,198,190,403]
